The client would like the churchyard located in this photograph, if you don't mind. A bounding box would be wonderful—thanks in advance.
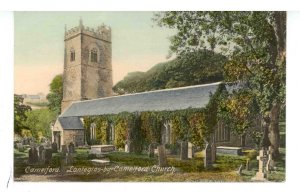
[14,137,285,182]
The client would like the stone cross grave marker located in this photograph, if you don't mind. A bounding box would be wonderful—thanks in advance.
[180,141,188,160]
[252,149,267,181]
[158,145,167,167]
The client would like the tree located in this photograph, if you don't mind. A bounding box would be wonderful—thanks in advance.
[23,109,56,140]
[47,74,63,115]
[14,94,32,134]
[113,50,226,94]
[155,11,286,159]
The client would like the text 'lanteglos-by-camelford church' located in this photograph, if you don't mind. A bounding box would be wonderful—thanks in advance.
[52,19,262,152]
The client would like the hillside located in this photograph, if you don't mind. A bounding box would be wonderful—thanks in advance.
[113,50,227,94]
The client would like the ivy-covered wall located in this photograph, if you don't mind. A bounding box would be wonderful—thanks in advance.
[82,84,226,153]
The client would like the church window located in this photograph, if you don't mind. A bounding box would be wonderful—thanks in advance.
[91,48,98,62]
[90,123,96,140]
[70,49,75,62]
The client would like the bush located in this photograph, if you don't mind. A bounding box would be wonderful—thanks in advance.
[165,143,180,155]
[245,150,258,160]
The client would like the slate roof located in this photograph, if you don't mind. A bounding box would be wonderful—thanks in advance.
[60,82,223,118]
[58,116,84,130]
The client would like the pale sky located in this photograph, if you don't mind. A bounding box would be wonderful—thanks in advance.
[14,12,176,95]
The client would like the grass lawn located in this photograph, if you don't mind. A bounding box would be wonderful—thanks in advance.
[14,147,285,182]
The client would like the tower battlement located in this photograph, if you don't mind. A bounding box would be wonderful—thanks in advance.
[65,20,111,42]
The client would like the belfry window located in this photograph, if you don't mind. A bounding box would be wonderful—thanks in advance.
[70,50,75,62]
[91,48,97,62]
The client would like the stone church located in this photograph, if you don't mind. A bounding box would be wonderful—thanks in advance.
[52,20,262,150]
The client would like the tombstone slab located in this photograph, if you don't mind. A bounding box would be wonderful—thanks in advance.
[188,142,194,159]
[38,145,45,163]
[44,149,52,164]
[204,143,212,168]
[158,145,167,167]
[180,141,188,160]
[211,142,216,163]
[68,142,75,153]
[148,143,155,158]
[51,142,58,153]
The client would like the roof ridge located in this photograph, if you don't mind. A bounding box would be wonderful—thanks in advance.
[71,81,222,104]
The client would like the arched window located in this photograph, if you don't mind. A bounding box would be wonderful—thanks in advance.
[90,123,96,140]
[90,48,97,62]
[70,49,75,62]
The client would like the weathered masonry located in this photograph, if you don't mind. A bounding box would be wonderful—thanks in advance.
[61,19,113,113]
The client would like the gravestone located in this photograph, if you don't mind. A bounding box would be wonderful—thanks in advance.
[28,147,38,164]
[148,143,155,158]
[44,149,53,164]
[16,143,24,152]
[266,146,274,173]
[67,153,74,165]
[61,145,68,155]
[68,142,75,153]
[38,145,45,163]
[252,149,267,181]
[211,142,216,163]
[204,142,212,168]
[52,142,58,153]
[67,142,75,165]
[158,145,167,167]
[180,141,188,160]
[124,140,132,153]
[188,142,194,159]
[246,159,250,171]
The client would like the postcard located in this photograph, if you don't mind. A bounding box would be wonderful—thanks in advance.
[13,11,286,183]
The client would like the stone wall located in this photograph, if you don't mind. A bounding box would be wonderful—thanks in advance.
[63,129,85,146]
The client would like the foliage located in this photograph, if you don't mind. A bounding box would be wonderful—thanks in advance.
[23,109,57,140]
[113,50,226,94]
[218,88,259,136]
[114,116,128,149]
[46,74,63,115]
[154,11,286,158]
[94,117,109,144]
[140,112,162,145]
[14,94,32,134]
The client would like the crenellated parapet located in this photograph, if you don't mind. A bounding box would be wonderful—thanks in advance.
[65,20,111,42]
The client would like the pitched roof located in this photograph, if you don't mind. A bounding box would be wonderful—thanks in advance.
[58,117,84,130]
[60,82,223,118]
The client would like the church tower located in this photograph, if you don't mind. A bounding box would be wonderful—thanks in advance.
[61,19,113,112]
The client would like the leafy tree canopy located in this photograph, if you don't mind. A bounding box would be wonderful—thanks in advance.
[46,74,63,115]
[23,109,57,141]
[154,11,286,158]
[113,50,226,94]
[14,94,32,134]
